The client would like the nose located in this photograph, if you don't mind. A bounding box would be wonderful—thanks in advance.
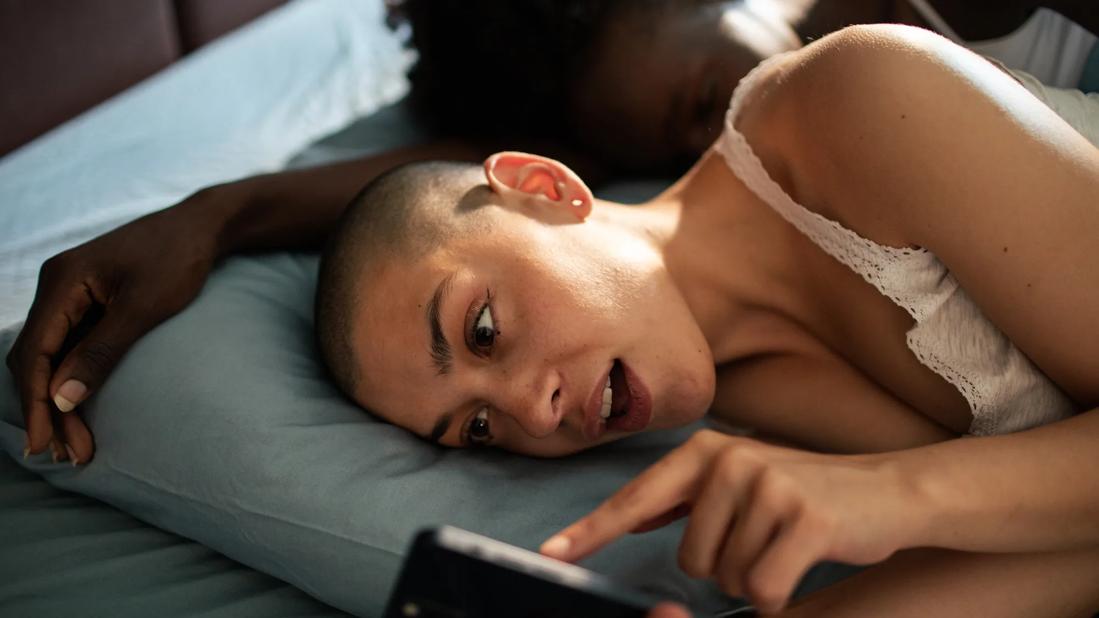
[495,367,563,439]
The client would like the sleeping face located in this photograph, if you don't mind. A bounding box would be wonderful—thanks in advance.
[571,0,800,170]
[348,153,715,457]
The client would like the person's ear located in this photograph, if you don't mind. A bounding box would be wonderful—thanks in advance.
[483,151,593,221]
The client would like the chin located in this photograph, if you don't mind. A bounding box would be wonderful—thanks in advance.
[642,355,715,432]
[654,387,713,431]
[672,371,716,427]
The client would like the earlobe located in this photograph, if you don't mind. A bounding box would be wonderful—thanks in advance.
[484,151,593,221]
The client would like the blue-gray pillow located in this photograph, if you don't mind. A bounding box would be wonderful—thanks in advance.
[0,253,743,616]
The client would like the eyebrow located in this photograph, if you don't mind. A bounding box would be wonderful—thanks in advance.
[427,272,456,376]
[428,413,452,445]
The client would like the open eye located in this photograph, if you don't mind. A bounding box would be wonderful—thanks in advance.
[471,303,496,352]
[466,408,493,446]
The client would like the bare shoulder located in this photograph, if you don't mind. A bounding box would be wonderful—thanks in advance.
[757,23,1096,244]
[731,24,981,247]
[770,23,1003,101]
[749,24,1099,404]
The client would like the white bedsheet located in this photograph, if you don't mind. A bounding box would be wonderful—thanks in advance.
[0,0,412,327]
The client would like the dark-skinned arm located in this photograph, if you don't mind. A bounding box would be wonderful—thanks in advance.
[209,138,486,254]
[6,137,497,464]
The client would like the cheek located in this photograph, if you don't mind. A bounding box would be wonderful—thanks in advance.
[525,234,655,319]
[576,234,665,312]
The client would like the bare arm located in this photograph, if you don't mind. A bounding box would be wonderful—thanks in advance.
[785,546,1099,618]
[8,137,486,461]
[204,139,485,255]
[201,132,617,254]
[893,410,1099,553]
[777,24,1099,552]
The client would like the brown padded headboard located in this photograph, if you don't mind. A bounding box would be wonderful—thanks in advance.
[0,0,287,158]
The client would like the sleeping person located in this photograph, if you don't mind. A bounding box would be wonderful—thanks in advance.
[310,26,1099,615]
[404,0,1098,170]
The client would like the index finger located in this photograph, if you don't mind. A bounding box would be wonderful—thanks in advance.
[540,443,708,563]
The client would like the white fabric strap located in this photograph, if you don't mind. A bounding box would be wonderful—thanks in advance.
[715,50,1079,436]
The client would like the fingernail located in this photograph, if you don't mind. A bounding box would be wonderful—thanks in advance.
[540,535,571,559]
[65,444,80,467]
[54,380,87,413]
[23,445,30,460]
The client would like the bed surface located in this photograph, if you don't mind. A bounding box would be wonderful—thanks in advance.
[0,454,347,617]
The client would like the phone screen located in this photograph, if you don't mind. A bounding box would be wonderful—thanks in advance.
[384,527,662,618]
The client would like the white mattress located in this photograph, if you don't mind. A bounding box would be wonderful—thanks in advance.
[0,0,413,327]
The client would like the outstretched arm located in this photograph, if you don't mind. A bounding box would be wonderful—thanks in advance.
[7,138,484,463]
[208,139,484,254]
[889,410,1099,553]
[784,545,1099,618]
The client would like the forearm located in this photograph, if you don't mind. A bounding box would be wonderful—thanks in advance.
[784,546,1099,618]
[885,408,1099,554]
[179,138,485,257]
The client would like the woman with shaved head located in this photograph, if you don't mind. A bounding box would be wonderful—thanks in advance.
[305,25,1099,615]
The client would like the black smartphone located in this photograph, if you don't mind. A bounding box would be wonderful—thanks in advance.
[383,526,678,618]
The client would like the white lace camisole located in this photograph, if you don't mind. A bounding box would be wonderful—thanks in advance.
[715,54,1080,436]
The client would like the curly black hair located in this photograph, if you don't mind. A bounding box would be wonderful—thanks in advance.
[400,0,657,145]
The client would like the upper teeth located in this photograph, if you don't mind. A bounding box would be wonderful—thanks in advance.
[600,376,612,419]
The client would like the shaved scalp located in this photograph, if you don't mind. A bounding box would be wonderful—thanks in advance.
[314,161,487,400]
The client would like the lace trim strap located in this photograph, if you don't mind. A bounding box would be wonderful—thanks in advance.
[714,53,1080,437]
[716,53,953,322]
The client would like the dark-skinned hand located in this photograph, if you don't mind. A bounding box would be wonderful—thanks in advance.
[6,204,220,464]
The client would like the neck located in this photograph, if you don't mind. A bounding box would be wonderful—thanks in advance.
[625,150,814,364]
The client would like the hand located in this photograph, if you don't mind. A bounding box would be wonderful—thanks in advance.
[541,429,920,614]
[6,202,221,464]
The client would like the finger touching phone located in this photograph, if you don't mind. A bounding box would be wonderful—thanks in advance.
[384,526,695,618]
